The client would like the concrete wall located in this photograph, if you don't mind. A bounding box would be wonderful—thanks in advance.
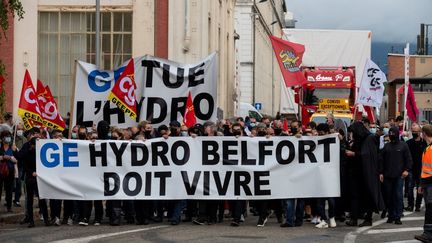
[234,0,285,117]
[168,0,236,118]
[12,0,156,118]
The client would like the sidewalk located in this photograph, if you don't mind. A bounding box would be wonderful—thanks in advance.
[0,197,28,225]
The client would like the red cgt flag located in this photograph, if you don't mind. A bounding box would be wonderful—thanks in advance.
[36,79,66,131]
[183,91,196,128]
[108,58,138,120]
[406,82,419,122]
[18,70,43,130]
[270,36,306,87]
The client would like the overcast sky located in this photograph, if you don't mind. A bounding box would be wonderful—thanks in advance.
[286,0,432,43]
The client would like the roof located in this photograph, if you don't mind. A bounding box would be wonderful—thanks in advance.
[388,53,432,58]
[387,77,432,85]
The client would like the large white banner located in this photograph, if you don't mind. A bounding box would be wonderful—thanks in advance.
[36,135,340,200]
[72,53,218,128]
[355,58,387,107]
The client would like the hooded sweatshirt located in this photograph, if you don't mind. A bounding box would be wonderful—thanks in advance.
[379,126,413,178]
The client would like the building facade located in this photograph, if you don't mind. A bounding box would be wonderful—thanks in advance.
[234,0,287,116]
[3,0,237,121]
[386,53,432,122]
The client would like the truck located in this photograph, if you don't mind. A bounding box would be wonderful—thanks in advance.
[281,29,372,126]
[295,66,356,127]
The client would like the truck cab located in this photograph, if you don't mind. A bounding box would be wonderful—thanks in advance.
[295,66,356,127]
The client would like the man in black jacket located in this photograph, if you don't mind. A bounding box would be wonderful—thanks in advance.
[20,136,49,227]
[406,124,426,212]
[379,126,413,225]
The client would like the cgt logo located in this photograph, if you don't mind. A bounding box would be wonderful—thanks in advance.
[87,66,126,92]
[279,50,300,73]
[118,75,136,106]
[24,86,41,114]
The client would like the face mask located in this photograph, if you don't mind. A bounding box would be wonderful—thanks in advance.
[17,130,24,137]
[107,132,112,138]
[170,128,179,136]
[180,131,188,137]
[274,128,282,136]
[4,137,12,144]
[144,130,152,136]
[383,128,389,135]
[232,130,241,136]
[291,128,298,134]
[369,128,377,134]
[78,133,87,140]
[412,133,419,139]
[257,131,267,137]
[71,133,78,139]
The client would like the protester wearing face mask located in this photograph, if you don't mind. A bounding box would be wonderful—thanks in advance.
[379,126,413,225]
[71,125,79,139]
[19,137,49,227]
[228,123,247,227]
[0,131,18,213]
[406,124,426,212]
[379,122,391,149]
[415,124,432,242]
[12,124,26,207]
[369,123,377,135]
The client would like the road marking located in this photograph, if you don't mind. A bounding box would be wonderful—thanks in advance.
[50,225,168,243]
[366,227,423,234]
[380,240,418,243]
[401,216,424,221]
[343,211,415,243]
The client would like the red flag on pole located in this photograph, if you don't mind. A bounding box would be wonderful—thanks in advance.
[283,119,288,132]
[108,58,137,120]
[37,79,66,131]
[406,82,419,122]
[270,36,306,87]
[363,105,375,123]
[18,70,43,130]
[183,91,196,128]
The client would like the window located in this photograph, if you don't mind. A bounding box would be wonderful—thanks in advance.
[303,88,353,106]
[38,11,132,115]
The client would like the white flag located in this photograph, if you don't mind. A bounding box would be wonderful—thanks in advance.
[356,59,387,108]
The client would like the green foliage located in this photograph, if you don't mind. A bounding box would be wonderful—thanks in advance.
[0,0,24,39]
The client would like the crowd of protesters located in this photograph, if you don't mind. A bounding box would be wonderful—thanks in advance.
[0,111,432,234]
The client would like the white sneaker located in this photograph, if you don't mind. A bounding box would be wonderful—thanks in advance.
[329,217,337,228]
[240,214,245,222]
[316,221,328,228]
[54,217,61,226]
[67,218,73,226]
[311,216,318,224]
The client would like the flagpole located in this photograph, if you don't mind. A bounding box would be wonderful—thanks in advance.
[403,43,409,132]
[68,60,78,139]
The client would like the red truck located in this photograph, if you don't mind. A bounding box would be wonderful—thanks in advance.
[294,66,357,127]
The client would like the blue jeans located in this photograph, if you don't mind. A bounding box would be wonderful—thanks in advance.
[284,199,304,225]
[171,200,186,223]
[383,177,403,220]
[317,198,335,221]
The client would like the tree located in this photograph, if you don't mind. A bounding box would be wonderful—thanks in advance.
[0,0,24,117]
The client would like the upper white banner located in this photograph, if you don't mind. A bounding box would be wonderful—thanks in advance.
[72,53,218,128]
[36,135,340,200]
